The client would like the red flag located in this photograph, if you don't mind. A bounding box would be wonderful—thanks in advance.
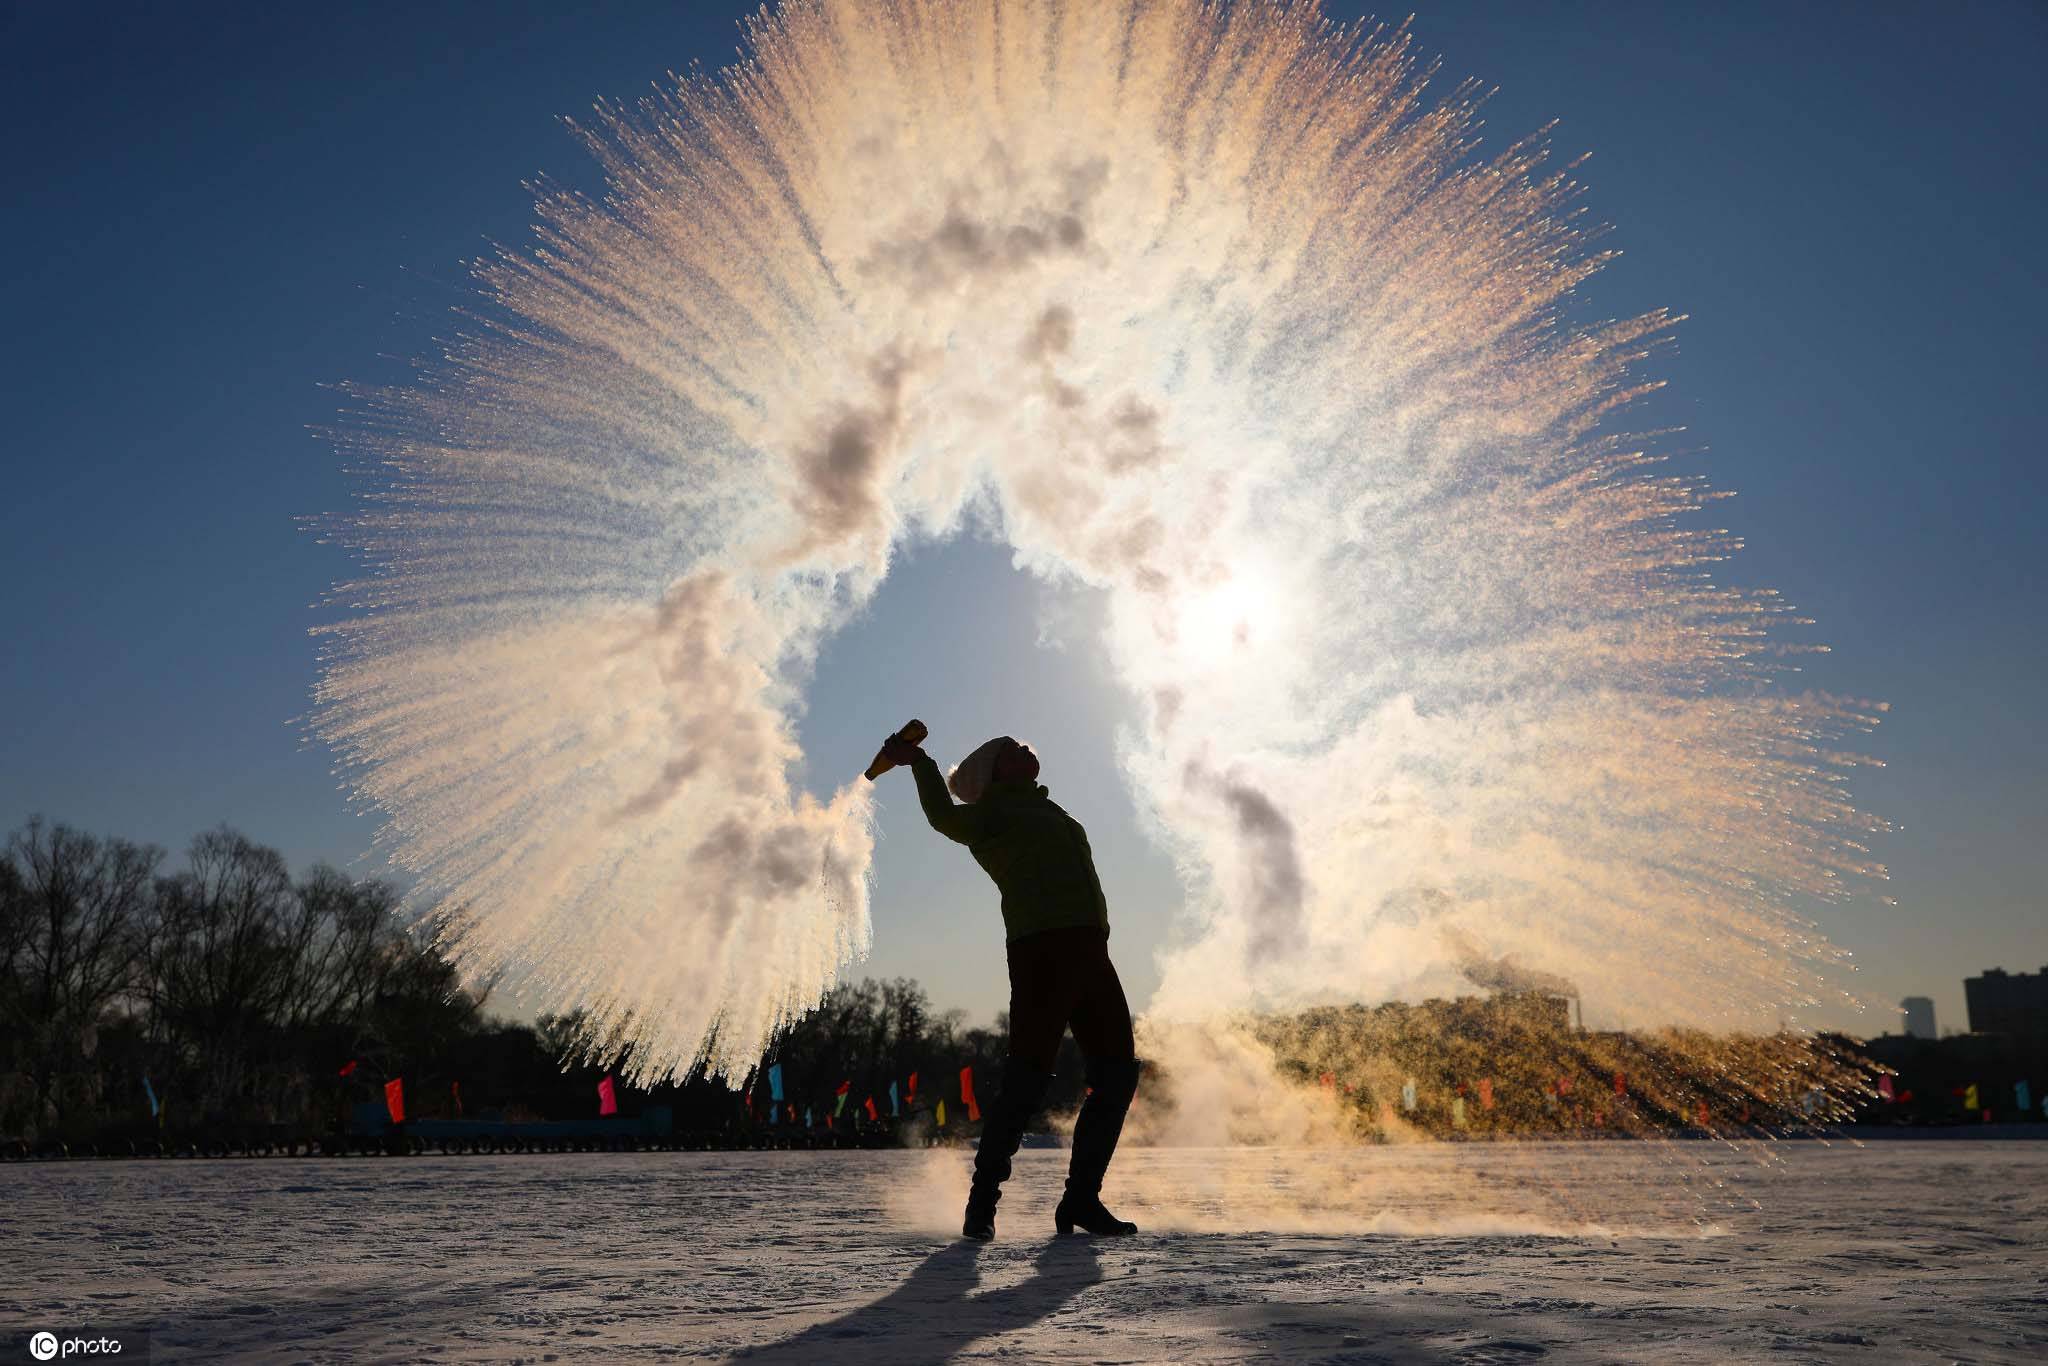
[1319,1071,1335,1091]
[1478,1077,1495,1110]
[1613,1071,1626,1097]
[907,1071,919,1102]
[598,1075,618,1116]
[1557,1074,1572,1096]
[452,1081,463,1117]
[835,1079,851,1095]
[337,1059,358,1078]
[864,1096,878,1122]
[1878,1075,1896,1101]
[960,1066,981,1123]
[1697,1099,1709,1126]
[384,1077,405,1124]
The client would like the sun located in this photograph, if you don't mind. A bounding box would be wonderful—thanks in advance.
[1174,569,1275,665]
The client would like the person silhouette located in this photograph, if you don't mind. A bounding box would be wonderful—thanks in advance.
[878,730,1141,1241]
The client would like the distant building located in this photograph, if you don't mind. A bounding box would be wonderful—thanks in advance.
[1901,996,1937,1040]
[1964,968,2048,1040]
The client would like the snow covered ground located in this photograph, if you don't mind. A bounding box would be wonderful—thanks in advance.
[2,1141,2042,1363]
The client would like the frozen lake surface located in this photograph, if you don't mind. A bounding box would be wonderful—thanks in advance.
[3,1142,2043,1363]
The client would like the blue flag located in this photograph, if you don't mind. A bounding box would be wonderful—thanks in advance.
[2017,1081,2032,1113]
[143,1076,159,1118]
[889,1080,900,1117]
[804,1105,813,1128]
[768,1063,784,1103]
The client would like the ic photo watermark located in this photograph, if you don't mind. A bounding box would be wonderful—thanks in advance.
[24,1331,149,1362]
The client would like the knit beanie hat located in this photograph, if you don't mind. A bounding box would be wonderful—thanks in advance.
[947,735,1015,804]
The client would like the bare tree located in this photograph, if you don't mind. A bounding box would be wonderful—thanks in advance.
[279,865,400,1032]
[143,827,301,1118]
[3,818,156,1134]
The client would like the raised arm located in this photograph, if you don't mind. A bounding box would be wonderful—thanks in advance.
[908,750,992,846]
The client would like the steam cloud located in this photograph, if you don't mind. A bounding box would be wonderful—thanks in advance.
[315,0,1884,1087]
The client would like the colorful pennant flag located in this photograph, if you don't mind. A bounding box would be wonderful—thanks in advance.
[1963,1083,1979,1111]
[767,1063,784,1103]
[889,1080,900,1117]
[907,1071,919,1104]
[1478,1078,1495,1110]
[804,1106,814,1128]
[1613,1071,1626,1097]
[1878,1074,1896,1101]
[960,1066,981,1123]
[2016,1081,2031,1113]
[936,1099,947,1127]
[1319,1071,1335,1091]
[1557,1074,1573,1096]
[1401,1079,1417,1112]
[598,1075,618,1116]
[835,1079,851,1117]
[864,1095,879,1122]
[384,1077,405,1124]
[1452,1097,1467,1126]
[142,1075,159,1118]
[1696,1100,1709,1126]
[337,1059,358,1078]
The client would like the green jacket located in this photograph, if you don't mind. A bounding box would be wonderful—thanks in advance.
[909,751,1111,942]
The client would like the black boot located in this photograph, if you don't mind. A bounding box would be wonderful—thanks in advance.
[963,1060,1053,1241]
[1056,1056,1140,1236]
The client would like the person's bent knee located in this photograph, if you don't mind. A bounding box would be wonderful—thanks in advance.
[1084,1055,1140,1102]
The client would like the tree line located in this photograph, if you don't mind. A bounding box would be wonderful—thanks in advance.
[12,816,1994,1151]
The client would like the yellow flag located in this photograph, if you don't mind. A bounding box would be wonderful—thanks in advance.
[1964,1084,1979,1110]
[936,1099,947,1127]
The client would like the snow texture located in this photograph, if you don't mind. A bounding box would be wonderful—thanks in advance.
[2,1143,2043,1363]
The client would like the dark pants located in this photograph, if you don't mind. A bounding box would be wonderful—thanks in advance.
[1004,925,1136,1070]
[970,926,1140,1210]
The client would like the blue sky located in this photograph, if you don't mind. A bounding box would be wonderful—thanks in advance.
[3,2,2042,1037]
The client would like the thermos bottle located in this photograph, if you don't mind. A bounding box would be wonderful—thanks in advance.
[863,719,928,781]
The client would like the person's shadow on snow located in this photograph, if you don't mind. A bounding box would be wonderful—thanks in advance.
[736,1237,1105,1364]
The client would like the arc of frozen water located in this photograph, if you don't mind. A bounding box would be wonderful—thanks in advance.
[315,0,1883,1085]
